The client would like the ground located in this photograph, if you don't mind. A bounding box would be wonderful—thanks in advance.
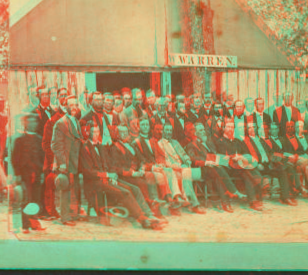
[1,195,308,243]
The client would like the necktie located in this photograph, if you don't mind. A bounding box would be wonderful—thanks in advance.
[144,138,153,154]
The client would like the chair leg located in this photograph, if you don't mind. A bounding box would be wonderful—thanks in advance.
[204,183,208,208]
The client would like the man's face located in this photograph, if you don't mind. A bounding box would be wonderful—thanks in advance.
[92,94,104,112]
[185,124,195,139]
[273,93,283,106]
[153,124,163,140]
[192,93,202,109]
[119,127,131,143]
[234,102,244,116]
[256,99,264,113]
[157,101,167,115]
[295,122,304,136]
[177,102,186,115]
[245,99,254,113]
[26,117,38,132]
[224,123,235,138]
[67,99,79,117]
[58,89,68,106]
[104,95,114,112]
[123,94,132,108]
[214,104,223,117]
[195,124,206,141]
[270,125,279,137]
[133,91,143,108]
[139,119,150,135]
[114,97,123,113]
[248,124,257,137]
[284,93,293,107]
[146,92,156,106]
[90,126,100,143]
[203,94,212,106]
[163,125,173,140]
[286,122,295,136]
[40,90,50,106]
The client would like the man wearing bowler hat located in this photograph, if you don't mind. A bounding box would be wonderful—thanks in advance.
[51,95,84,226]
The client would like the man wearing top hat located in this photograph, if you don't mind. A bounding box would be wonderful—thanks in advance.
[51,95,84,226]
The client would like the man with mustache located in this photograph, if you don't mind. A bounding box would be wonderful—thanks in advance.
[223,94,235,118]
[265,92,283,121]
[51,95,84,226]
[121,87,132,109]
[144,89,157,118]
[151,97,174,128]
[41,87,68,219]
[199,93,213,130]
[120,88,147,140]
[209,102,224,136]
[113,91,124,116]
[234,100,248,140]
[186,92,203,124]
[244,97,255,117]
[172,102,189,146]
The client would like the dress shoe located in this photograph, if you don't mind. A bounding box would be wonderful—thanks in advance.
[148,215,169,225]
[234,191,247,199]
[22,229,31,234]
[169,208,181,216]
[153,198,167,206]
[62,221,76,226]
[140,219,163,230]
[222,203,234,213]
[280,198,297,206]
[175,196,191,207]
[169,201,182,209]
[191,206,206,214]
[290,198,298,205]
[249,201,263,211]
[44,215,58,221]
[51,211,60,219]
[32,226,47,231]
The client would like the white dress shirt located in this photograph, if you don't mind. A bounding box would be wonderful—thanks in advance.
[285,105,292,122]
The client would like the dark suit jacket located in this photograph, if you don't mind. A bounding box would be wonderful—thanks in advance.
[263,137,284,154]
[110,141,144,177]
[151,113,174,128]
[145,105,155,118]
[186,109,201,124]
[51,114,84,174]
[12,133,44,178]
[33,105,55,137]
[281,135,305,155]
[42,108,66,171]
[186,139,217,167]
[246,136,272,163]
[214,136,250,156]
[172,113,188,146]
[273,105,300,136]
[249,112,271,128]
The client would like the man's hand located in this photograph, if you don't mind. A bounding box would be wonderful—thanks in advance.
[109,178,118,185]
[132,171,142,178]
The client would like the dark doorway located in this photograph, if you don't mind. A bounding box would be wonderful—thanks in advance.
[171,72,183,96]
[96,72,151,93]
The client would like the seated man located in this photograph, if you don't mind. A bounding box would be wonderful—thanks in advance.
[246,122,297,206]
[110,124,168,209]
[80,121,166,230]
[186,123,247,212]
[132,117,182,214]
[214,121,264,211]
[156,123,206,214]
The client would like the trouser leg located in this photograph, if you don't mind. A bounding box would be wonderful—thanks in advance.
[182,168,201,207]
[44,172,57,216]
[152,171,171,199]
[163,167,182,198]
[144,172,159,200]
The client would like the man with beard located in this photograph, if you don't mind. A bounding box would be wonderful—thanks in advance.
[51,95,84,226]
[273,92,301,137]
[121,87,132,109]
[172,102,189,146]
[132,116,183,215]
[186,92,203,124]
[113,91,124,116]
[281,121,308,195]
[102,92,120,139]
[246,122,296,205]
[199,93,213,130]
[209,102,224,136]
[110,124,167,211]
[249,97,271,138]
[214,121,264,211]
[166,94,176,116]
[33,86,56,137]
[144,89,157,118]
[80,121,165,229]
[212,119,224,140]
[244,97,255,117]
[12,113,45,233]
[156,123,206,214]
[41,87,68,219]
[223,94,235,118]
[265,92,283,121]
[181,122,196,149]
[234,100,248,140]
[151,97,174,128]
[152,123,163,142]
[120,88,147,140]
[186,123,247,212]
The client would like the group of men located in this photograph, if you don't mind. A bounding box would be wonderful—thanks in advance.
[10,85,308,233]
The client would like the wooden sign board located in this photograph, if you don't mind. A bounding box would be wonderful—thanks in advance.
[168,53,237,68]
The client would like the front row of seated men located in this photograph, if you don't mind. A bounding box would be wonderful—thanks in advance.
[12,95,308,233]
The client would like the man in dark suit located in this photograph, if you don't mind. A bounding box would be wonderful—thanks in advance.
[33,86,56,137]
[246,122,296,205]
[80,121,165,229]
[121,87,132,109]
[264,92,283,121]
[199,93,213,122]
[110,124,166,208]
[151,97,174,128]
[12,113,45,233]
[102,92,120,140]
[172,102,188,146]
[248,97,271,139]
[273,92,301,137]
[41,87,68,219]
[51,95,85,226]
[209,102,224,136]
[244,97,255,118]
[214,121,264,211]
[186,123,246,212]
[223,94,235,118]
[234,100,248,140]
[186,92,203,124]
[113,90,123,116]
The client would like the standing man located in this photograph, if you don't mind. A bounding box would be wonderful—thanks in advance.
[186,92,203,124]
[33,86,55,137]
[144,89,157,118]
[12,113,45,233]
[224,94,235,118]
[265,92,283,121]
[120,88,147,139]
[113,90,124,116]
[151,97,174,128]
[244,97,255,118]
[199,93,213,129]
[234,100,248,140]
[209,102,225,136]
[51,95,84,226]
[121,87,132,109]
[172,102,188,146]
[41,87,68,219]
[273,92,301,137]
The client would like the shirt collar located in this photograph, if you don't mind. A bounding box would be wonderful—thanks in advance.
[59,104,67,113]
[140,133,149,139]
[26,131,36,135]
